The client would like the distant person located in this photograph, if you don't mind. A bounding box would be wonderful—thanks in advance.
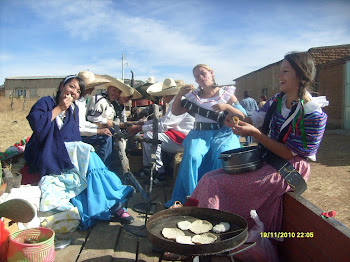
[24,75,135,227]
[258,94,267,108]
[240,90,259,144]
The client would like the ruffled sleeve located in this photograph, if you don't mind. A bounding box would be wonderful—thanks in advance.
[219,85,236,103]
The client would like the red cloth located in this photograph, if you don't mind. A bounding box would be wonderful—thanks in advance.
[0,220,10,261]
[164,129,186,145]
[20,165,41,185]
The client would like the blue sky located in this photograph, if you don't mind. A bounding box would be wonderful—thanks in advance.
[0,0,349,86]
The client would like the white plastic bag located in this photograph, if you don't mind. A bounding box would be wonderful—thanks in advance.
[233,210,280,262]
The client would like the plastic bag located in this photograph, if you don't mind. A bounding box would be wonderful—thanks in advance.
[233,210,280,262]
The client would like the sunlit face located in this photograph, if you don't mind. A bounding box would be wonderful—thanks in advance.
[60,79,81,101]
[107,86,122,102]
[278,59,300,95]
[193,67,214,88]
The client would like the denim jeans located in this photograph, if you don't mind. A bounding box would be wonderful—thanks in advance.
[82,134,113,168]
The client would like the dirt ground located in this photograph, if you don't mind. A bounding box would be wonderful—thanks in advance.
[302,129,350,228]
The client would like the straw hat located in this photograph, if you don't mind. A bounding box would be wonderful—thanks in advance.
[147,78,180,96]
[145,76,155,84]
[98,75,142,100]
[77,71,110,88]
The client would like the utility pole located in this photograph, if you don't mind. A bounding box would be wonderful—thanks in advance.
[121,53,129,83]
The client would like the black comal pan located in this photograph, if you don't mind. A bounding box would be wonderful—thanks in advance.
[146,207,249,256]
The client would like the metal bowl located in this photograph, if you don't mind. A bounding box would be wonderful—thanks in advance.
[219,146,263,174]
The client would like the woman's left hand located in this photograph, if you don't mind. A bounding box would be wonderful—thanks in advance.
[211,103,227,112]
[231,120,257,137]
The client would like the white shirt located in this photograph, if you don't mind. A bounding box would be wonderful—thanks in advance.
[86,94,116,125]
[76,96,98,136]
[142,98,195,135]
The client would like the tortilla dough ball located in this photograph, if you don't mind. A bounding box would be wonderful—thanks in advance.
[213,222,231,233]
[192,233,217,244]
[162,228,185,240]
[177,220,192,231]
[175,235,194,245]
[189,219,213,234]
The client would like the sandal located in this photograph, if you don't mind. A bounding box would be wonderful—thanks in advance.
[0,199,35,223]
[114,208,134,224]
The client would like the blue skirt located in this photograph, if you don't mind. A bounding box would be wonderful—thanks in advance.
[71,152,133,230]
[165,125,241,208]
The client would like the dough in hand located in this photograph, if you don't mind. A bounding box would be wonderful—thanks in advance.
[233,116,239,125]
[213,222,230,233]
[192,233,217,244]
[189,220,213,234]
[162,228,185,240]
[176,235,194,245]
[66,94,73,101]
[177,220,192,231]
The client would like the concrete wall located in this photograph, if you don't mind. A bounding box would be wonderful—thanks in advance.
[234,58,349,129]
[234,61,281,101]
[317,62,345,129]
[4,78,63,99]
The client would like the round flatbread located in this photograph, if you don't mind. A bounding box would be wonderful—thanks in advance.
[177,220,192,231]
[162,228,185,240]
[212,222,230,233]
[175,235,194,245]
[189,220,213,234]
[192,233,217,244]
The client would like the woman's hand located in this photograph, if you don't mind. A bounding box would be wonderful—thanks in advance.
[211,103,228,112]
[58,95,73,111]
[231,121,258,137]
[178,85,194,97]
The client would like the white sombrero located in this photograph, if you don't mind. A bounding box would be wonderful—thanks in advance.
[146,78,180,96]
[98,75,142,100]
[77,71,110,88]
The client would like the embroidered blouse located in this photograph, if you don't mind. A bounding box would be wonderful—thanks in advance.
[251,93,328,160]
[184,85,236,123]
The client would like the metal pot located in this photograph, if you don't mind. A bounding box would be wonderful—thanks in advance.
[146,207,248,256]
[219,145,263,174]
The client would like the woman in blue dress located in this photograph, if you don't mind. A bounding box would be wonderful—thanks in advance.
[25,75,134,228]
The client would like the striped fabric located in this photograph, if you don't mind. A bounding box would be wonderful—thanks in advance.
[269,109,327,158]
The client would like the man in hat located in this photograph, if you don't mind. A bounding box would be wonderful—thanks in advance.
[83,75,140,170]
[76,71,112,138]
[127,78,195,184]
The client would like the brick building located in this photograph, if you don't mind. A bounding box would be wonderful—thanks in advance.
[234,44,350,129]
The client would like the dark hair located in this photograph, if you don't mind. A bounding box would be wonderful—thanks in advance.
[260,95,267,101]
[55,75,85,104]
[244,90,251,98]
[55,75,85,123]
[284,52,316,99]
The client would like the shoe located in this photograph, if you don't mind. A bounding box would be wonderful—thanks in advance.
[153,173,167,185]
[114,208,134,224]
[135,167,150,178]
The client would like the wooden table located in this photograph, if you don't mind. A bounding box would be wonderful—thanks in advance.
[54,178,175,262]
